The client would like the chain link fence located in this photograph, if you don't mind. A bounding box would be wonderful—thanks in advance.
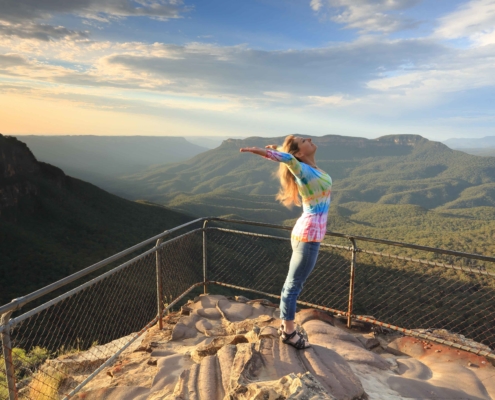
[353,249,495,353]
[1,220,204,400]
[206,227,351,313]
[2,217,495,399]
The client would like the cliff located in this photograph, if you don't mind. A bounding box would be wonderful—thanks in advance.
[0,134,67,221]
[0,134,193,305]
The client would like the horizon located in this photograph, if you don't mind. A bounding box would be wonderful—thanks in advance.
[7,133,495,142]
[1,1,495,140]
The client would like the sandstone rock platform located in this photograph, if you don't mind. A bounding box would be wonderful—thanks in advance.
[63,294,495,399]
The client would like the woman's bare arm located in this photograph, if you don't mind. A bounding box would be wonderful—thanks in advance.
[239,145,278,156]
[239,146,266,156]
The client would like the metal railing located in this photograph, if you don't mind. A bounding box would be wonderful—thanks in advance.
[2,217,495,399]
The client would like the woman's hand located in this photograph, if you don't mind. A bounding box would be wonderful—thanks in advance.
[239,147,267,157]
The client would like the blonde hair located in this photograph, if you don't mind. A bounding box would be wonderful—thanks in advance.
[275,135,301,208]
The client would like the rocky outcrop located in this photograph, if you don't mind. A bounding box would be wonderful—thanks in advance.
[0,135,40,179]
[0,134,67,220]
[54,294,495,399]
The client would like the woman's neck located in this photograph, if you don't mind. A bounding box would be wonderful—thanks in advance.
[299,155,317,168]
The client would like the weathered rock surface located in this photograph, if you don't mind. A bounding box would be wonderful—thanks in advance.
[64,295,495,400]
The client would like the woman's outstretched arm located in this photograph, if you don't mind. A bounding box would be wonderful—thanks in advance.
[240,146,303,179]
[239,146,268,156]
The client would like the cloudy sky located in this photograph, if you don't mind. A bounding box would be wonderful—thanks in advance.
[0,0,494,140]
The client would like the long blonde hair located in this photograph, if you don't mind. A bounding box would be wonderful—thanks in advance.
[275,135,301,208]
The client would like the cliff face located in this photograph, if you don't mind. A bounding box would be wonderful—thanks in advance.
[0,134,67,221]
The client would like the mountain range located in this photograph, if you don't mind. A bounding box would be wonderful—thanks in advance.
[103,134,495,254]
[112,134,495,212]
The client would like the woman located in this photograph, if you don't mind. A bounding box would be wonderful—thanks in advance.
[240,135,332,350]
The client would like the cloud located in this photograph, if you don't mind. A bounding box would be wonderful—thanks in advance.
[0,53,28,67]
[310,0,324,12]
[0,0,188,23]
[0,21,89,41]
[1,32,493,122]
[98,38,444,98]
[0,36,457,116]
[435,0,495,46]
[306,94,357,107]
[311,0,422,33]
[0,0,189,42]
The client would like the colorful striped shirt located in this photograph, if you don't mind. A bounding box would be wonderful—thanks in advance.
[264,149,332,242]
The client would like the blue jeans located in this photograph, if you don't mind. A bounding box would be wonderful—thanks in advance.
[279,239,321,321]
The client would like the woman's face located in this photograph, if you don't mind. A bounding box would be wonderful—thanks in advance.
[294,136,317,157]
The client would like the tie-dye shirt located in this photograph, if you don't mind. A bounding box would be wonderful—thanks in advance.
[264,149,332,242]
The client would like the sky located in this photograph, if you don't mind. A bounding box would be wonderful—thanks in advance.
[0,0,494,140]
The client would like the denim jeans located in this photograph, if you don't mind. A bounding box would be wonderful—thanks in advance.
[279,239,321,321]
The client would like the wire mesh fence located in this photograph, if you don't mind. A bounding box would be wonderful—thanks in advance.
[206,227,352,313]
[2,250,157,399]
[2,217,495,400]
[206,228,293,299]
[204,223,495,360]
[0,225,204,400]
[158,229,204,308]
[354,249,495,353]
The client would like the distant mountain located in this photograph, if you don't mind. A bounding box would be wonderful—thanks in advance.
[443,136,495,149]
[101,134,495,255]
[448,148,495,157]
[113,134,495,211]
[13,135,208,192]
[184,136,246,149]
[0,134,193,305]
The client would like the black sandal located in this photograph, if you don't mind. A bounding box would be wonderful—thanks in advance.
[281,330,310,350]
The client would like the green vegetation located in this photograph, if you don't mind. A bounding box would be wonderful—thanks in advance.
[0,346,51,399]
[102,134,495,256]
[0,173,192,306]
[456,148,495,157]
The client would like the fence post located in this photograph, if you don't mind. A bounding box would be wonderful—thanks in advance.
[156,238,164,330]
[347,238,357,329]
[1,310,18,400]
[203,220,208,295]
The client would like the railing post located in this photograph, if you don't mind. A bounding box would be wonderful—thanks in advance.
[1,310,18,400]
[203,220,208,295]
[347,238,357,329]
[156,238,164,330]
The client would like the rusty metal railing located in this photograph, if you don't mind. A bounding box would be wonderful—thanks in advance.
[2,217,495,400]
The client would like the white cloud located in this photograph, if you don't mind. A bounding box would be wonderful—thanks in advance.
[311,0,421,33]
[310,0,324,12]
[1,20,494,126]
[0,36,453,114]
[306,94,357,107]
[435,0,495,46]
[97,37,444,99]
